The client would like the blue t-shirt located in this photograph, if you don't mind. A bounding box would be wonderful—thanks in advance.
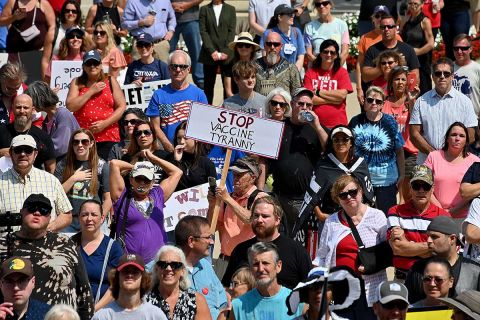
[81,236,123,300]
[349,113,404,187]
[208,146,246,193]
[260,26,306,64]
[124,59,170,85]
[232,286,303,320]
[145,84,208,142]
[0,0,7,49]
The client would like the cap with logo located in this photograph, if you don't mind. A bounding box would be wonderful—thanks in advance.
[83,49,102,64]
[1,257,34,280]
[10,134,37,149]
[292,87,314,99]
[373,5,390,15]
[117,254,145,272]
[331,126,353,138]
[136,33,154,45]
[410,164,434,186]
[377,281,409,305]
[229,157,260,177]
[131,161,155,181]
[23,193,53,212]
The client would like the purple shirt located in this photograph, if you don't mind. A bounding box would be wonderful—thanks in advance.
[122,0,176,39]
[113,186,167,263]
[42,107,80,159]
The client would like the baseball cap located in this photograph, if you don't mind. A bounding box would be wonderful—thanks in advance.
[83,49,102,64]
[376,281,409,305]
[117,254,145,272]
[10,134,37,149]
[438,290,480,320]
[131,161,155,181]
[65,26,85,38]
[410,165,434,185]
[23,194,53,212]
[373,5,390,15]
[331,126,353,138]
[274,4,296,16]
[1,257,34,280]
[136,33,154,45]
[229,157,260,177]
[292,87,314,99]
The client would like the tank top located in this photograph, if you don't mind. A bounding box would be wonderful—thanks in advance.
[94,3,121,45]
[7,0,48,52]
[401,13,426,50]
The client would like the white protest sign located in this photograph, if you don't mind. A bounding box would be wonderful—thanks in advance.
[50,61,83,108]
[122,79,171,111]
[185,102,285,159]
[163,182,212,232]
[0,53,8,68]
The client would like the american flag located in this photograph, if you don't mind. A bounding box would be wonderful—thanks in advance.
[159,100,192,127]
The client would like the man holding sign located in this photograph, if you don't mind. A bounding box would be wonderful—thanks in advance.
[146,50,207,152]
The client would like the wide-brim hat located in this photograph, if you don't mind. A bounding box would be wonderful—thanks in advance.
[228,32,260,51]
[438,291,480,320]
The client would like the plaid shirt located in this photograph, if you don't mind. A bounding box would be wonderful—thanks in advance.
[0,166,72,222]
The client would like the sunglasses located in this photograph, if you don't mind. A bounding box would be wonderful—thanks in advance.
[94,30,107,37]
[134,129,152,138]
[136,42,152,49]
[411,181,432,191]
[134,176,152,184]
[381,301,408,310]
[322,49,337,56]
[66,33,82,40]
[433,70,452,78]
[73,139,90,146]
[84,60,101,67]
[237,43,253,49]
[270,100,288,108]
[156,260,184,270]
[124,119,139,126]
[381,60,396,66]
[366,97,384,105]
[453,46,471,52]
[314,1,331,7]
[332,137,350,144]
[338,188,359,200]
[65,9,78,14]
[265,41,282,48]
[25,204,51,216]
[392,65,409,72]
[169,64,189,70]
[12,146,34,155]
[380,25,397,30]
[422,276,447,285]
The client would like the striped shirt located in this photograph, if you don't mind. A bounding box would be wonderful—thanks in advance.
[0,167,72,224]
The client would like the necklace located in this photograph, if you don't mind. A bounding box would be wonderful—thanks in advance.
[133,196,154,218]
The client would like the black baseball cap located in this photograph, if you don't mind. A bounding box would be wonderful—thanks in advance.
[23,194,52,212]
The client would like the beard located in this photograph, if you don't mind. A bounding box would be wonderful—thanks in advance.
[256,275,274,287]
[14,115,29,128]
[266,52,278,65]
[253,224,276,239]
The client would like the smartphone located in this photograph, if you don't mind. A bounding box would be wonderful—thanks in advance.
[407,72,417,92]
[149,10,157,16]
[208,177,217,195]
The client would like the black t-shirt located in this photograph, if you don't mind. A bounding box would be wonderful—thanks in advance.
[121,149,170,185]
[359,0,398,21]
[268,119,322,198]
[462,162,480,184]
[221,234,312,289]
[364,41,420,71]
[0,124,55,169]
[167,153,217,191]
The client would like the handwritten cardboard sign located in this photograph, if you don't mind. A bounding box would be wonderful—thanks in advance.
[50,60,83,107]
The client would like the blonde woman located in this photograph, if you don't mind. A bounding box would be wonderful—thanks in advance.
[93,21,126,77]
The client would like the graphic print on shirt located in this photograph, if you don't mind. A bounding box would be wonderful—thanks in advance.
[453,75,472,97]
[312,74,338,91]
[158,100,191,127]
[353,123,393,166]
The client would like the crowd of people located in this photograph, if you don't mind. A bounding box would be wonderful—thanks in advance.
[1,0,480,319]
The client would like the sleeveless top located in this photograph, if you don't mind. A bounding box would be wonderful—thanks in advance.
[146,288,197,320]
[7,0,48,52]
[401,13,426,50]
[74,78,120,143]
[94,3,121,45]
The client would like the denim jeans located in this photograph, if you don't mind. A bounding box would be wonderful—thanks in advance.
[170,20,204,86]
[440,9,470,60]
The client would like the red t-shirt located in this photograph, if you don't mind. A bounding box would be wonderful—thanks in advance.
[336,214,360,275]
[383,100,418,154]
[387,201,450,271]
[422,1,441,28]
[303,67,353,128]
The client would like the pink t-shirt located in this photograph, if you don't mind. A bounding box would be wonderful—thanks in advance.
[303,67,353,128]
[383,100,418,154]
[424,150,480,218]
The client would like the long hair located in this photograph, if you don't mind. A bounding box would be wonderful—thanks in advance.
[94,21,116,59]
[76,53,106,88]
[442,121,469,158]
[62,128,99,196]
[173,121,208,168]
[108,268,152,300]
[60,0,82,25]
[312,39,341,73]
[57,34,94,60]
[386,66,409,98]
[126,120,160,159]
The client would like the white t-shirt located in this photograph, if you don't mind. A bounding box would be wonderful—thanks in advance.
[249,0,290,35]
[454,61,480,118]
[92,301,168,320]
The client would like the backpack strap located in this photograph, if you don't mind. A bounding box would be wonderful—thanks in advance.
[247,189,262,210]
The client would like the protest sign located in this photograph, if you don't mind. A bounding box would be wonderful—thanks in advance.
[163,182,212,232]
[185,102,284,159]
[0,53,8,69]
[50,61,83,107]
[122,79,171,111]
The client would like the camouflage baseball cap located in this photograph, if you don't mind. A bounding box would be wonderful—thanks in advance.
[410,165,433,185]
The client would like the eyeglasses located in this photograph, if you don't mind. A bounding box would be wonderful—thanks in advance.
[314,1,330,7]
[136,42,152,49]
[381,60,396,66]
[12,146,34,155]
[169,64,189,70]
[422,275,447,285]
[380,25,397,30]
[66,33,82,40]
[25,204,51,216]
[411,181,432,191]
[321,49,337,56]
[237,43,253,49]
[433,70,452,78]
[193,234,215,241]
[124,119,139,126]
[230,281,247,288]
[94,30,107,37]
[270,100,288,108]
[296,101,313,108]
[134,129,152,138]
[366,97,384,105]
[265,41,282,48]
[156,260,184,270]
[453,46,471,52]
[65,9,78,14]
[332,137,350,144]
[84,60,101,67]
[381,301,409,310]
[338,188,359,200]
[73,139,90,146]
